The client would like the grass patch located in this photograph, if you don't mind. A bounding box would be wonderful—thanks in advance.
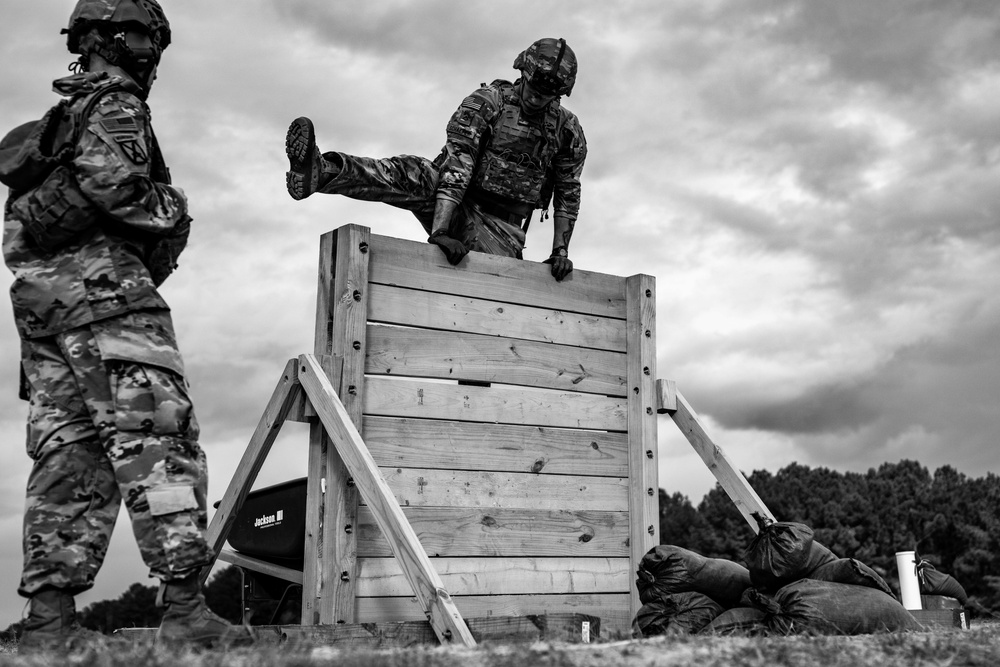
[0,624,997,667]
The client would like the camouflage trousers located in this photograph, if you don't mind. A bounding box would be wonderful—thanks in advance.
[318,151,527,258]
[18,308,213,597]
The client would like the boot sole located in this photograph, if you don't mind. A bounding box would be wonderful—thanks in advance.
[285,117,319,200]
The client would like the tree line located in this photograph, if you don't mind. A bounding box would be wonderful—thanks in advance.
[660,459,1000,612]
[3,457,995,637]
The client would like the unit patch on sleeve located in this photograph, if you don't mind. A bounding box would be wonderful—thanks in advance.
[114,134,149,164]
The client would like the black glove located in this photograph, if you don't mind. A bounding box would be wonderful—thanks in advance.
[428,230,468,265]
[544,247,573,281]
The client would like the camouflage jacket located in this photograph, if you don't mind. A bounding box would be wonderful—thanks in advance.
[2,71,189,340]
[435,79,587,221]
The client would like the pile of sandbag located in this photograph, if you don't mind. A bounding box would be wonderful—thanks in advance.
[633,518,924,637]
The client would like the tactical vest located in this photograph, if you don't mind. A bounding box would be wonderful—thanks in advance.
[472,80,562,206]
[0,73,167,198]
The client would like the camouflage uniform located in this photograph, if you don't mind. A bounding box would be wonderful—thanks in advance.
[1,71,210,597]
[313,78,587,259]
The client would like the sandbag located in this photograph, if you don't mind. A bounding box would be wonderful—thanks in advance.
[631,592,724,638]
[917,560,968,605]
[700,607,769,636]
[743,519,837,591]
[636,544,751,607]
[808,558,895,598]
[752,579,924,635]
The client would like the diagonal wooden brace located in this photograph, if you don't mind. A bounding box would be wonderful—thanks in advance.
[200,358,304,585]
[296,353,477,647]
[657,379,775,532]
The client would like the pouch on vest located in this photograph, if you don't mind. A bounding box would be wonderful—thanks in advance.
[8,165,100,252]
[0,102,73,193]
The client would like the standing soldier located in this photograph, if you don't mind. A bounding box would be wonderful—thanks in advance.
[0,0,250,651]
[285,37,587,281]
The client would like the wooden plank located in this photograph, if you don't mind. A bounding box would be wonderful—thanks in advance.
[280,613,600,648]
[667,389,775,531]
[356,557,630,597]
[297,354,476,647]
[367,232,627,318]
[217,549,303,585]
[462,613,599,644]
[368,283,626,351]
[202,359,301,585]
[365,325,626,396]
[655,378,677,413]
[378,468,629,511]
[626,274,659,622]
[356,507,629,558]
[910,608,970,630]
[301,416,325,625]
[302,355,343,625]
[363,377,627,431]
[363,416,629,477]
[316,225,370,625]
[355,593,632,636]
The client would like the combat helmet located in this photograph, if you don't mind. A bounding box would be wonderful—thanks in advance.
[63,0,171,57]
[513,38,577,97]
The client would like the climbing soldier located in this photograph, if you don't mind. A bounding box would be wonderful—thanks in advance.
[285,37,587,281]
[0,0,251,651]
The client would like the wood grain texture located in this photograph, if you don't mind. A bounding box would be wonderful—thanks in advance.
[355,593,632,637]
[217,549,303,585]
[364,324,627,395]
[625,274,659,621]
[367,233,627,318]
[668,389,775,532]
[355,507,629,558]
[314,227,371,625]
[280,613,601,648]
[362,416,629,477]
[363,376,627,431]
[367,283,626,351]
[298,354,476,647]
[378,468,629,511]
[356,557,630,597]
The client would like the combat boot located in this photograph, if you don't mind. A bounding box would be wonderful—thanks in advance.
[285,116,323,200]
[156,575,253,648]
[19,588,104,653]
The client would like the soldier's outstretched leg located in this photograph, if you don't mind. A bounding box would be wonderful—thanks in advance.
[284,116,438,229]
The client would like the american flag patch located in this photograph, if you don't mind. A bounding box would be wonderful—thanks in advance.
[460,96,483,111]
[100,116,138,133]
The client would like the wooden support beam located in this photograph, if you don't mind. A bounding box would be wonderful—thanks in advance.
[216,549,303,585]
[301,354,343,625]
[296,353,477,648]
[201,359,302,585]
[625,275,659,622]
[312,225,370,625]
[659,384,775,532]
[655,379,677,413]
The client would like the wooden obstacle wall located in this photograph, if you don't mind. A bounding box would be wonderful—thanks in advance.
[296,224,659,636]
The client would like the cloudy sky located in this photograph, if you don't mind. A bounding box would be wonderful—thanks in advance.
[1,0,999,628]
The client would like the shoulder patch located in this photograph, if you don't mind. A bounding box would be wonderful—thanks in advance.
[114,135,149,164]
[460,96,483,111]
[100,115,139,134]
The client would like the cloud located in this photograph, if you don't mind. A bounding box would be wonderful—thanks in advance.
[3,0,1000,631]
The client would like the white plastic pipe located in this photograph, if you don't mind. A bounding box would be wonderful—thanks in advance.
[895,550,922,610]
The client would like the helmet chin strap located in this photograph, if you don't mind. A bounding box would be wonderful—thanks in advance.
[99,28,160,95]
